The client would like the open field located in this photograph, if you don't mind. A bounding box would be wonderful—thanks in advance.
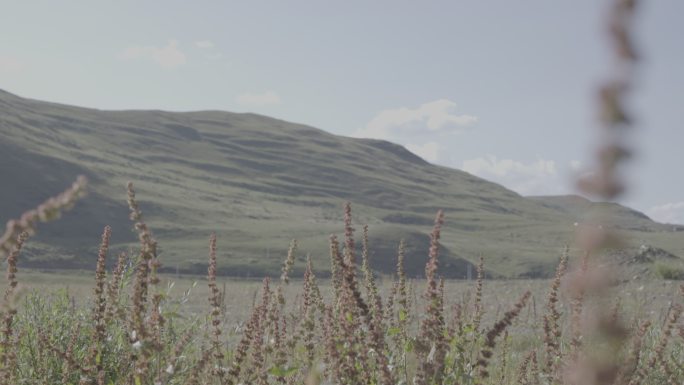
[6,270,683,328]
[0,166,682,385]
[2,251,683,384]
[1,180,682,384]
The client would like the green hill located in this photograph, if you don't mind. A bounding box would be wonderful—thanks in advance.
[528,195,670,232]
[1,89,682,277]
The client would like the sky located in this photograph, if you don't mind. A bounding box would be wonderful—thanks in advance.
[1,1,682,223]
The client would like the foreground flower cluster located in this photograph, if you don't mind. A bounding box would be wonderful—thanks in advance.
[0,179,683,385]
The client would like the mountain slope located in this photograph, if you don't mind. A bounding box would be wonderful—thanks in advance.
[1,89,681,277]
[528,195,670,232]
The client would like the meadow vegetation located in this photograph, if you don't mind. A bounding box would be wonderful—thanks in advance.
[1,179,683,385]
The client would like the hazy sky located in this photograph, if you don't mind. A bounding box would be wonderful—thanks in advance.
[1,1,682,223]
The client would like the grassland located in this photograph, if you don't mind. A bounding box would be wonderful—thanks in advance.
[7,269,681,330]
[0,167,681,385]
[1,219,683,384]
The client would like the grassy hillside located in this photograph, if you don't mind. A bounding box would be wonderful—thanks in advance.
[1,89,682,277]
[529,195,671,232]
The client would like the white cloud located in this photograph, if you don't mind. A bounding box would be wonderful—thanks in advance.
[121,40,187,69]
[0,55,22,72]
[354,99,477,140]
[461,155,561,195]
[462,156,557,178]
[570,160,582,172]
[405,142,440,163]
[195,40,215,49]
[237,90,281,106]
[647,202,684,224]
[355,99,476,163]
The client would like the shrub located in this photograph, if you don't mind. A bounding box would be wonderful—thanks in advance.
[655,262,684,280]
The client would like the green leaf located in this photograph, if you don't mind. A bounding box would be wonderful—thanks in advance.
[269,365,298,377]
[404,339,414,353]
